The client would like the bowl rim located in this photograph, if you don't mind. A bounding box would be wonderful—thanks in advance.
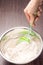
[0,26,43,64]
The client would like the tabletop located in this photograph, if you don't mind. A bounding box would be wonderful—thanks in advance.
[0,0,43,65]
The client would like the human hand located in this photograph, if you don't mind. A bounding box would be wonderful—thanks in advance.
[24,0,42,27]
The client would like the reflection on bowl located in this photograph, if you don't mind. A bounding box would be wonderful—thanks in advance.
[0,27,43,64]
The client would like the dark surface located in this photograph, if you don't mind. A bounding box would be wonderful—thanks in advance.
[0,0,43,65]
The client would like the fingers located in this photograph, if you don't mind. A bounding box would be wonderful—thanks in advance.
[24,9,37,26]
[35,7,42,22]
[35,17,39,22]
[35,11,40,22]
[37,11,41,17]
[36,7,42,17]
[24,9,30,21]
[39,7,42,13]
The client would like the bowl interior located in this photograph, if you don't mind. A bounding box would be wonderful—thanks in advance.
[0,27,43,64]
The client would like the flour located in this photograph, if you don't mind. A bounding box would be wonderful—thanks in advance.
[1,28,41,64]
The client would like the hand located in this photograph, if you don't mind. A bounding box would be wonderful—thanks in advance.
[24,7,42,26]
[24,1,42,27]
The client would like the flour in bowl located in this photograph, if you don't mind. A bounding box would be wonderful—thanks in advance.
[0,28,42,64]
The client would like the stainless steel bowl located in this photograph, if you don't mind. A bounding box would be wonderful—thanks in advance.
[0,27,43,64]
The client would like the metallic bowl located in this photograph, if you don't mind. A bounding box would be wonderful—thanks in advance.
[0,27,43,64]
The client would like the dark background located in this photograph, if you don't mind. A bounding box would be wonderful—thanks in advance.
[0,0,43,65]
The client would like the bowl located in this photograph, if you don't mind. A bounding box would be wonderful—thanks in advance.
[0,27,43,64]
